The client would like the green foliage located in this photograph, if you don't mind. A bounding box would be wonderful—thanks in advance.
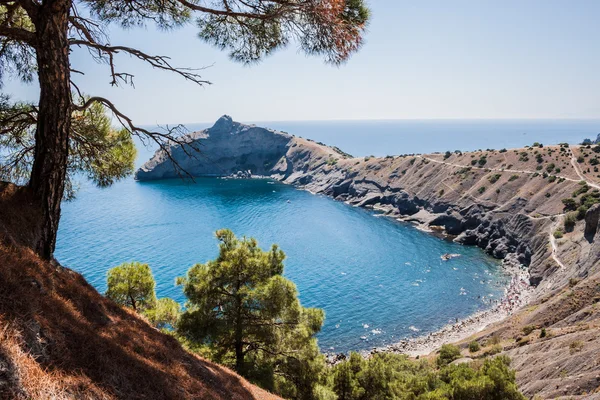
[539,328,547,338]
[478,186,486,194]
[326,157,338,166]
[444,151,452,160]
[488,174,501,184]
[144,297,181,329]
[330,353,524,400]
[177,229,325,398]
[437,344,462,367]
[508,175,519,182]
[468,341,481,353]
[0,97,136,199]
[564,213,577,232]
[553,230,563,239]
[106,262,157,312]
[562,198,577,211]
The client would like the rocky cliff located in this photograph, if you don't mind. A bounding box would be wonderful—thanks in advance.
[138,116,600,398]
[137,116,598,288]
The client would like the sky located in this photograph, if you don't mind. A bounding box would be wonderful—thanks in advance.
[5,0,600,124]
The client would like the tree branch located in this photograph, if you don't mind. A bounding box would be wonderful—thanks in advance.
[0,25,36,45]
[69,39,212,87]
[72,96,199,180]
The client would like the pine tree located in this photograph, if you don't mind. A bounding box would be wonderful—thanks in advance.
[177,229,326,397]
[0,0,370,259]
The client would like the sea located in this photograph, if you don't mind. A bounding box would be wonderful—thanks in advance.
[55,119,600,352]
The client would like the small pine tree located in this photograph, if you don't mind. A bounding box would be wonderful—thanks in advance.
[177,229,325,397]
[106,262,157,312]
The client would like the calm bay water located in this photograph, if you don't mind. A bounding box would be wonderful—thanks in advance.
[56,119,599,352]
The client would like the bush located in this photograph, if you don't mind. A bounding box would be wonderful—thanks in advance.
[437,344,462,367]
[522,325,535,335]
[444,151,452,159]
[468,341,481,353]
[488,174,502,184]
[564,213,577,232]
[330,353,525,400]
[569,341,584,354]
[553,230,563,239]
[562,198,577,211]
[478,186,486,194]
[484,344,503,356]
[540,328,547,338]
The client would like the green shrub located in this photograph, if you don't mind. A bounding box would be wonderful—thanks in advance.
[539,328,547,338]
[488,174,501,184]
[468,341,481,353]
[562,198,577,211]
[437,344,462,367]
[330,353,525,400]
[478,186,486,194]
[484,344,503,356]
[508,175,519,182]
[553,230,563,239]
[564,213,577,232]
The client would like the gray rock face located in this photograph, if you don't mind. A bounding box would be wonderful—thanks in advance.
[135,115,294,181]
[585,204,600,237]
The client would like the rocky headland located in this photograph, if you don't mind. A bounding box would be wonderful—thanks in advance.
[137,116,600,399]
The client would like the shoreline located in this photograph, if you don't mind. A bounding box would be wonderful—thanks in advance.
[325,258,533,364]
[376,257,533,357]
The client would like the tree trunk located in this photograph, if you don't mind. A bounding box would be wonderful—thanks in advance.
[28,0,72,259]
[235,295,244,373]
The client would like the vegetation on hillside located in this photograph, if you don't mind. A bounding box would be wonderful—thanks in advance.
[106,230,526,400]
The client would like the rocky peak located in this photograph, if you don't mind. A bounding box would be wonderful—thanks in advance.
[210,115,235,133]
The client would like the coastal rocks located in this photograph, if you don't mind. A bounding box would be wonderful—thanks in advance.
[585,204,600,238]
[135,115,293,181]
[137,116,553,287]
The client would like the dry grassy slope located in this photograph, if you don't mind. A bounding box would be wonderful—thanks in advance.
[0,185,279,400]
[275,142,600,399]
[282,144,591,279]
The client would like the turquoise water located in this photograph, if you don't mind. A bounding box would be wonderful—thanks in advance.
[56,178,506,353]
[56,119,600,352]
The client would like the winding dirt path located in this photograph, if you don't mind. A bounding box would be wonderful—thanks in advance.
[548,214,567,270]
[419,155,581,184]
[417,155,578,270]
[569,145,600,190]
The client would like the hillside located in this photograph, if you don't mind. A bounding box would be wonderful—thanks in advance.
[138,116,600,399]
[0,184,279,399]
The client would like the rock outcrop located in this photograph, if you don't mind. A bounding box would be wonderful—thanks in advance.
[137,116,578,287]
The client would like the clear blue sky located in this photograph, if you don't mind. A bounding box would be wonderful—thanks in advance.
[6,0,600,124]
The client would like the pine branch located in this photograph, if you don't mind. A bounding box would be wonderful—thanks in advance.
[69,37,212,87]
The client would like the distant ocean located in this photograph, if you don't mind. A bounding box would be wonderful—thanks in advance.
[137,119,600,163]
[56,119,599,353]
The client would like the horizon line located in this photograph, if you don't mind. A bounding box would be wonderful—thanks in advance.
[141,116,600,127]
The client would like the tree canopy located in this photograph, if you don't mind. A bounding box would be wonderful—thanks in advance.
[177,229,327,398]
[106,261,157,312]
[0,0,370,259]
